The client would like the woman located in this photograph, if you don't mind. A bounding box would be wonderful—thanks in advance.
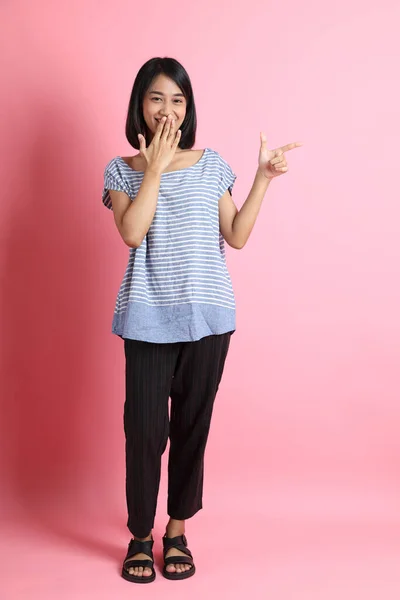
[102,56,301,583]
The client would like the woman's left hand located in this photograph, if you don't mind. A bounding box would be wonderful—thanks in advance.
[258,132,302,180]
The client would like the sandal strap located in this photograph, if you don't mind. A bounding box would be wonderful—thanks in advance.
[125,538,154,562]
[162,534,193,559]
[123,558,154,571]
[164,555,193,567]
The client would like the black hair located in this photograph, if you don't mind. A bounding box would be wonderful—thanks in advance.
[125,57,197,150]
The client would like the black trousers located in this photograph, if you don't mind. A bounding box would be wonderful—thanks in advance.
[123,332,232,538]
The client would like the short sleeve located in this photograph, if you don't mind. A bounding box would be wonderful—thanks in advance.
[217,154,237,197]
[102,158,131,211]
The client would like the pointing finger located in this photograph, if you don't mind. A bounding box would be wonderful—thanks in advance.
[279,141,303,153]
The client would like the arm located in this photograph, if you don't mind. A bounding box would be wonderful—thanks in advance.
[219,133,302,249]
[110,168,162,248]
[109,115,182,248]
[219,169,271,250]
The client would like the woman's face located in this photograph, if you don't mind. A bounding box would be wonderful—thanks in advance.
[142,74,187,142]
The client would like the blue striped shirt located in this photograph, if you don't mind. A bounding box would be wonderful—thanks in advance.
[102,147,237,343]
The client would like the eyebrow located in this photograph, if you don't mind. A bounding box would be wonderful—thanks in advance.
[149,90,185,97]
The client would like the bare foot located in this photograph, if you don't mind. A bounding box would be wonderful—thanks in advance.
[164,519,193,575]
[124,533,154,578]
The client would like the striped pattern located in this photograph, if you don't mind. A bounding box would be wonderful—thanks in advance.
[102,148,237,343]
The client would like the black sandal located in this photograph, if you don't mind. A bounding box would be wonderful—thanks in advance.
[121,538,156,584]
[162,533,196,580]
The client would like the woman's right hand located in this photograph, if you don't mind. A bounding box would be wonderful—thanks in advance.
[138,115,181,174]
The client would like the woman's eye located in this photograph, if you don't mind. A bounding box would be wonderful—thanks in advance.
[151,97,183,103]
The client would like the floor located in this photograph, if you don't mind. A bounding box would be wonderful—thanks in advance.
[2,476,400,599]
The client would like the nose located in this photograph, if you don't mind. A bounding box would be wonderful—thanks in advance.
[159,103,177,119]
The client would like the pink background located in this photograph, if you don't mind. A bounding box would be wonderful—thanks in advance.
[1,0,400,597]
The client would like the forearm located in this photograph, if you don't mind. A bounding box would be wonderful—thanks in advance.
[231,169,271,248]
[122,167,162,246]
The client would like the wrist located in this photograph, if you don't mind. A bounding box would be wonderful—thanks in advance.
[145,165,163,177]
[256,167,273,182]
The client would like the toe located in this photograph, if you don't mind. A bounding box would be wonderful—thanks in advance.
[143,567,152,577]
[166,564,176,573]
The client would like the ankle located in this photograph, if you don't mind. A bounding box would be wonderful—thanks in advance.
[166,519,185,537]
[134,532,153,542]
